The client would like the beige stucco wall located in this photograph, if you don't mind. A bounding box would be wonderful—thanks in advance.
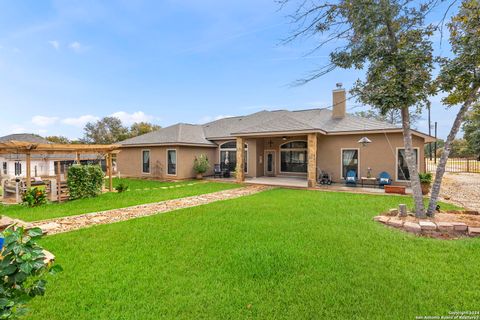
[117,146,216,180]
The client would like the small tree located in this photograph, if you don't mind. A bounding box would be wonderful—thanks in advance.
[0,226,62,319]
[193,155,210,178]
[463,104,480,159]
[67,165,105,200]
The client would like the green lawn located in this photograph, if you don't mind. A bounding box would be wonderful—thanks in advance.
[26,189,479,319]
[0,179,239,222]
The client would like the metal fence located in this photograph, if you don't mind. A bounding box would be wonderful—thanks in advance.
[425,158,480,173]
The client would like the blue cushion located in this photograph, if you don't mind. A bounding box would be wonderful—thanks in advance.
[347,176,356,182]
[379,177,390,184]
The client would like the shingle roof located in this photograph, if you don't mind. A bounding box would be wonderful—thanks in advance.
[0,133,51,144]
[119,123,216,146]
[118,108,404,146]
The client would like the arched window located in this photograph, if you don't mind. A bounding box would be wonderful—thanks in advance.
[219,141,248,173]
[280,140,308,173]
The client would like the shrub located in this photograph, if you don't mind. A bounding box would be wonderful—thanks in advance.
[67,165,105,200]
[0,226,62,319]
[193,154,210,174]
[115,183,129,193]
[419,172,432,184]
[21,188,47,207]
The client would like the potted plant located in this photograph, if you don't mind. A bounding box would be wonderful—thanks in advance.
[193,154,210,179]
[419,172,432,195]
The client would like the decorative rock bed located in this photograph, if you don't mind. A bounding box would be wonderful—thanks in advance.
[374,208,480,239]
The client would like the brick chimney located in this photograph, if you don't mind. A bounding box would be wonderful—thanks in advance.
[332,83,346,119]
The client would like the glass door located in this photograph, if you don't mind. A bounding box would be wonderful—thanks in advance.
[265,151,275,176]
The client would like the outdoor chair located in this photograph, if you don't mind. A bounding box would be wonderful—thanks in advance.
[345,170,357,186]
[377,171,392,188]
[213,164,222,178]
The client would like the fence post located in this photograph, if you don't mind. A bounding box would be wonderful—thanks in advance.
[467,159,470,173]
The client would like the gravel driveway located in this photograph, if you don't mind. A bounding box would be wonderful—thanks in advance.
[440,172,480,211]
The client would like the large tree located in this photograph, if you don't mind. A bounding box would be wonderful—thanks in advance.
[354,109,421,127]
[463,104,480,159]
[282,0,436,217]
[129,122,161,138]
[83,117,129,144]
[427,0,480,215]
[45,135,70,144]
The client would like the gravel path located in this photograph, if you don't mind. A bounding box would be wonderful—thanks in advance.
[30,185,270,235]
[440,173,480,211]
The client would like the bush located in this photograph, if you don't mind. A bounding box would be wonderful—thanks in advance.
[115,183,129,193]
[67,165,105,200]
[0,226,62,319]
[193,154,210,174]
[419,172,432,184]
[21,188,47,207]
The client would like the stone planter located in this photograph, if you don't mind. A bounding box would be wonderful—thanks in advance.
[195,173,204,180]
[421,182,431,195]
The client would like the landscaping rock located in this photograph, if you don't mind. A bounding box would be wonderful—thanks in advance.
[388,209,399,216]
[404,222,421,233]
[451,222,468,232]
[436,222,454,232]
[0,216,15,229]
[388,218,404,228]
[374,216,390,223]
[468,227,480,236]
[419,221,437,231]
[42,250,55,264]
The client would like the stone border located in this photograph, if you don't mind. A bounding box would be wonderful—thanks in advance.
[374,215,480,239]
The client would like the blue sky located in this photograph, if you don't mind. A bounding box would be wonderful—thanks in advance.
[0,0,460,139]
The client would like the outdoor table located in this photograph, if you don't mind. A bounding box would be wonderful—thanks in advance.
[360,177,378,188]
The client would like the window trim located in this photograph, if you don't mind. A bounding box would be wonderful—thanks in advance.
[279,140,308,175]
[395,147,420,182]
[218,141,248,174]
[340,148,360,180]
[166,148,178,176]
[141,149,151,174]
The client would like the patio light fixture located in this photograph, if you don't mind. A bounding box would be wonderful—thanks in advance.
[358,136,372,147]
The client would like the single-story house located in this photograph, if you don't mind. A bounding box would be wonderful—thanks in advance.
[117,87,434,187]
[0,134,106,180]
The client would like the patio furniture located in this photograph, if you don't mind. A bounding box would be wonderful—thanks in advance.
[213,164,222,178]
[360,177,377,188]
[345,170,357,186]
[385,185,406,195]
[318,170,333,185]
[377,171,392,188]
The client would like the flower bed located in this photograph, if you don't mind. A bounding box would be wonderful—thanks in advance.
[374,209,480,239]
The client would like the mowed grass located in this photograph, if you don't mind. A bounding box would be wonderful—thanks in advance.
[27,189,479,319]
[0,179,239,222]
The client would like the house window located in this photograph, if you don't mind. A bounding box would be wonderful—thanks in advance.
[280,141,307,173]
[397,148,419,181]
[142,150,150,174]
[2,162,7,175]
[342,149,359,178]
[14,162,22,176]
[167,150,177,175]
[219,141,248,172]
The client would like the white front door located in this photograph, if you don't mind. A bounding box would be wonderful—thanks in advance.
[265,151,275,176]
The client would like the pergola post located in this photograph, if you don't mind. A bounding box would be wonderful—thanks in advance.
[107,153,113,192]
[76,152,80,164]
[236,137,245,183]
[307,133,317,188]
[26,152,31,189]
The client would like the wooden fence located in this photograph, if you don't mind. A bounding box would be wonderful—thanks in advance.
[425,158,480,173]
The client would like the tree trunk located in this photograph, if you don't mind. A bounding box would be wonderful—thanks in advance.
[401,106,425,218]
[427,87,480,216]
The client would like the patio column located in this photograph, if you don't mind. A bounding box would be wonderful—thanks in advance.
[307,133,317,188]
[26,152,32,189]
[236,137,245,183]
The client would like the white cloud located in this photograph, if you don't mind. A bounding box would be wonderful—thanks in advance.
[9,124,27,134]
[69,41,86,53]
[110,111,154,126]
[48,40,60,50]
[31,115,59,127]
[62,115,99,127]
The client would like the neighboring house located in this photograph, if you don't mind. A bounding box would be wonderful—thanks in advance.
[117,87,434,186]
[0,134,105,180]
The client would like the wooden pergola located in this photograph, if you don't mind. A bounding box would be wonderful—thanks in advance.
[0,141,121,192]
